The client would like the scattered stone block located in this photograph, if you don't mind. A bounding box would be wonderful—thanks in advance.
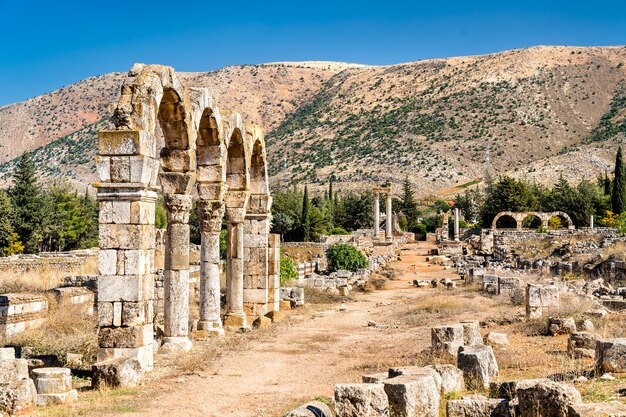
[457,345,498,390]
[0,359,29,381]
[424,364,465,394]
[567,332,597,359]
[548,317,577,336]
[517,380,581,417]
[388,366,443,393]
[485,332,510,347]
[489,379,549,400]
[431,324,464,359]
[526,284,560,319]
[595,338,626,373]
[283,400,333,417]
[0,348,15,360]
[579,319,594,332]
[568,401,626,417]
[279,300,292,311]
[461,320,483,346]
[253,316,272,328]
[92,359,143,388]
[362,372,389,384]
[383,374,440,417]
[446,397,513,417]
[265,310,286,322]
[31,367,77,407]
[334,383,389,417]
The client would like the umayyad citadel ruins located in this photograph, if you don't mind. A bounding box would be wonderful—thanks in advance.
[2,63,626,417]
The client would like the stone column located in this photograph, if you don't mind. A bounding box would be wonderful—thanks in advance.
[161,193,192,353]
[224,216,247,328]
[385,191,393,241]
[267,234,281,312]
[454,207,460,242]
[197,199,225,336]
[95,130,158,372]
[590,215,594,229]
[373,189,380,239]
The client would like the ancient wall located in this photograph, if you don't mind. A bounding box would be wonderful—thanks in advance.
[0,294,48,338]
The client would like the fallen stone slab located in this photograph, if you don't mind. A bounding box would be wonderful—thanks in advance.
[517,380,581,417]
[431,324,464,359]
[334,383,389,417]
[283,400,333,417]
[424,364,464,394]
[461,321,483,346]
[489,379,550,400]
[548,317,577,336]
[383,374,440,417]
[92,358,143,388]
[362,372,389,384]
[446,397,513,417]
[484,332,510,347]
[457,345,498,390]
[568,401,626,416]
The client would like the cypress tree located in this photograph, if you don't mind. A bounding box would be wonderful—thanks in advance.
[400,175,419,228]
[301,185,311,241]
[9,153,43,253]
[612,146,626,214]
[328,179,333,202]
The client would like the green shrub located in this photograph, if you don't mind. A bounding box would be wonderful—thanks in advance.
[329,227,350,235]
[280,254,298,285]
[326,244,367,272]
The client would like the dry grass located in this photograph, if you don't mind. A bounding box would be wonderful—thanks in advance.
[6,299,98,364]
[404,291,497,327]
[303,286,348,304]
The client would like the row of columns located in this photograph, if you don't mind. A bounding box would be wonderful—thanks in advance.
[373,185,393,241]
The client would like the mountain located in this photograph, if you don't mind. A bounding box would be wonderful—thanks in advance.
[0,46,625,196]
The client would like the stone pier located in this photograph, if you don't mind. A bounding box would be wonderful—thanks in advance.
[383,185,393,241]
[454,208,460,242]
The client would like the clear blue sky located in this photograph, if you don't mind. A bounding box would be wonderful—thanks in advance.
[0,0,624,106]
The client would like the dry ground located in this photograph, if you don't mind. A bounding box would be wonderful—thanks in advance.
[29,241,626,417]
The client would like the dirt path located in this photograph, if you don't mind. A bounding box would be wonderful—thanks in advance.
[120,241,454,417]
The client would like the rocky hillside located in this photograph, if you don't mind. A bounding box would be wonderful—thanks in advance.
[0,46,625,195]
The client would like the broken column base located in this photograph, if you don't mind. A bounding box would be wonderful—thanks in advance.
[159,337,193,354]
[223,313,249,329]
[197,320,225,336]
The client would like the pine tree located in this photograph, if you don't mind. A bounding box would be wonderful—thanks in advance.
[301,185,311,241]
[328,179,333,202]
[9,153,43,253]
[0,191,18,255]
[612,146,626,214]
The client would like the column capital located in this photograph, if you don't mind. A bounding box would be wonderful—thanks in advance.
[197,199,225,233]
[225,207,246,224]
[164,194,192,224]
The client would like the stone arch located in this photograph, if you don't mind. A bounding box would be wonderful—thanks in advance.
[521,212,543,229]
[548,211,573,229]
[492,212,518,229]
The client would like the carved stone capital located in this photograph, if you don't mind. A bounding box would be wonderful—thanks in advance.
[225,207,246,224]
[197,200,225,233]
[164,194,192,224]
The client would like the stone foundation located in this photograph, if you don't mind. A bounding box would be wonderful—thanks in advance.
[0,293,48,338]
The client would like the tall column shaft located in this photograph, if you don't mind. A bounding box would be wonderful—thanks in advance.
[161,194,192,353]
[197,199,225,335]
[373,193,380,239]
[224,221,247,328]
[454,208,460,242]
[385,193,393,241]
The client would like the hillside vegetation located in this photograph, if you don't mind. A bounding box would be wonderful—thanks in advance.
[0,46,625,195]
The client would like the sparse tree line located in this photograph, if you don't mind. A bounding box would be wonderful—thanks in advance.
[0,153,98,255]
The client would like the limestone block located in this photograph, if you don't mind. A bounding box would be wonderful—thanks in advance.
[98,130,154,156]
[12,378,37,412]
[243,288,268,304]
[446,398,513,417]
[362,372,389,383]
[113,302,122,327]
[97,345,153,371]
[265,310,285,322]
[485,332,510,347]
[568,332,597,359]
[279,300,292,310]
[0,347,15,360]
[334,383,389,417]
[457,345,498,390]
[568,401,626,417]
[461,320,483,346]
[36,390,78,406]
[98,275,154,302]
[383,374,440,417]
[425,364,465,394]
[0,359,29,381]
[98,324,153,348]
[92,358,143,388]
[99,223,155,250]
[130,201,155,225]
[124,250,151,275]
[99,249,118,276]
[431,324,464,359]
[121,301,149,327]
[253,316,272,328]
[517,380,582,417]
[0,387,17,415]
[596,338,626,373]
[159,172,195,195]
[129,155,157,184]
[548,317,577,336]
[110,156,131,182]
[387,366,442,393]
[31,368,72,394]
[283,400,332,417]
[96,156,111,182]
[160,149,194,173]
